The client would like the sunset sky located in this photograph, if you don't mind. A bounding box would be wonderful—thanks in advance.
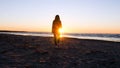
[0,0,120,34]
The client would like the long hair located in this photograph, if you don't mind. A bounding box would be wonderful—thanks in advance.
[54,15,60,21]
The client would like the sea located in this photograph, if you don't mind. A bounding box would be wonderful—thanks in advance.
[0,32,120,42]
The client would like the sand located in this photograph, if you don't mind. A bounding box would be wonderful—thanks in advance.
[0,34,120,68]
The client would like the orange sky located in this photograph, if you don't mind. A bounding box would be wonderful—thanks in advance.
[0,25,120,34]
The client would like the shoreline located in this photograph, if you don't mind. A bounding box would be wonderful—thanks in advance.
[0,32,120,43]
[0,34,120,68]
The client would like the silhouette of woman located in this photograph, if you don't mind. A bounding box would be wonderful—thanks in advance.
[52,15,62,46]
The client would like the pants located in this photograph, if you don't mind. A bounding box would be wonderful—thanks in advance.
[54,33,60,45]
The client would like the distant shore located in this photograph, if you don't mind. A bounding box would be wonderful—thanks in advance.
[0,31,120,43]
[0,34,120,68]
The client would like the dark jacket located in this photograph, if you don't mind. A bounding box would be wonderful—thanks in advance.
[52,20,62,34]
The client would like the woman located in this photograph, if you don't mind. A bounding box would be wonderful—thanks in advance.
[52,15,62,46]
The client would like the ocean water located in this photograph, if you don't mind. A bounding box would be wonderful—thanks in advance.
[0,32,120,42]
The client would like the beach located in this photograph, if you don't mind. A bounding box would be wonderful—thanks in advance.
[0,34,120,68]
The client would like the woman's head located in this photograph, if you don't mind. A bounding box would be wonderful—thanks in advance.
[55,15,60,21]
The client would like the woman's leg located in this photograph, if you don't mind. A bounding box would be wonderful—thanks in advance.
[57,33,60,43]
[54,34,57,45]
[54,33,60,46]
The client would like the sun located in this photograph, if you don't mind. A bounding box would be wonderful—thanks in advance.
[58,28,64,37]
[59,28,63,34]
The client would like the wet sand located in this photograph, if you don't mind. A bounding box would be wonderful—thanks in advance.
[0,34,120,68]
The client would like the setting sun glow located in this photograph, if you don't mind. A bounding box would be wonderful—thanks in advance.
[59,28,63,37]
[59,28,63,34]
